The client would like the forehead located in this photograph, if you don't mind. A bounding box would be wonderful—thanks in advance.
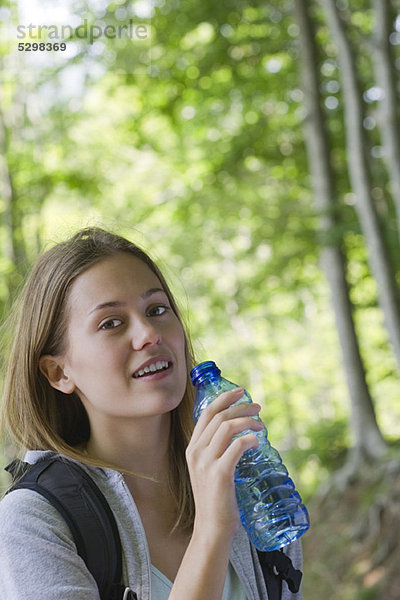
[68,253,163,310]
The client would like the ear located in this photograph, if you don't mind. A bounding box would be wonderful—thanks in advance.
[39,355,76,395]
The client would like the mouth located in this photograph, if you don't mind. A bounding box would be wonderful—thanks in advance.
[132,359,172,379]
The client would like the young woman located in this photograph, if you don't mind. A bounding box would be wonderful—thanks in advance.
[0,227,303,599]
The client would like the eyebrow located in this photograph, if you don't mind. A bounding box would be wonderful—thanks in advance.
[88,287,166,315]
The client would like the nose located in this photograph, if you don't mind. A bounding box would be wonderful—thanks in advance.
[130,317,162,350]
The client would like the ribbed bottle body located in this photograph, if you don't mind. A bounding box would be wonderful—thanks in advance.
[190,361,309,551]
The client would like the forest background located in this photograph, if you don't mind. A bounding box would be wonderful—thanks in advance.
[1,0,400,598]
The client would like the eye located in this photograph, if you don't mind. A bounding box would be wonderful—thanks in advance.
[147,305,168,317]
[99,318,123,330]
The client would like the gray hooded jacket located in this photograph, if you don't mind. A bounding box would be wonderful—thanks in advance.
[0,451,303,600]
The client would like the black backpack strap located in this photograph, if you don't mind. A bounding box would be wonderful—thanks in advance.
[257,549,302,599]
[6,457,137,600]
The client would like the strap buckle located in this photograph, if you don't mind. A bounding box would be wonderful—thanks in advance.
[122,588,137,600]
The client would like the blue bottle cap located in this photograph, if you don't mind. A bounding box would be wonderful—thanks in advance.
[190,361,221,385]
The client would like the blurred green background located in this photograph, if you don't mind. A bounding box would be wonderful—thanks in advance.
[1,1,400,598]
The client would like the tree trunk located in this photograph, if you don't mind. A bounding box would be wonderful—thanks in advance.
[321,0,400,373]
[294,0,387,461]
[371,0,400,242]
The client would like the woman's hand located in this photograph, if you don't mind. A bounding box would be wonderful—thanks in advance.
[185,388,264,542]
[169,390,264,600]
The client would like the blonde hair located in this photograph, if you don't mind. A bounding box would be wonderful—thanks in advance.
[1,227,196,530]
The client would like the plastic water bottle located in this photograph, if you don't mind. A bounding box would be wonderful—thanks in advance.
[190,361,310,551]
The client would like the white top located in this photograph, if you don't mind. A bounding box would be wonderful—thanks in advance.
[151,562,248,599]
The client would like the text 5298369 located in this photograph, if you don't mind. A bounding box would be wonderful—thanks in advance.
[18,43,67,52]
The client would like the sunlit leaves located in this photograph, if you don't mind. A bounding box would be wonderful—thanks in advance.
[1,0,399,496]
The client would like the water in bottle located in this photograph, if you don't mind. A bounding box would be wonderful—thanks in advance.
[190,360,310,552]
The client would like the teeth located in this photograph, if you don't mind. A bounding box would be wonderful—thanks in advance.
[133,360,170,378]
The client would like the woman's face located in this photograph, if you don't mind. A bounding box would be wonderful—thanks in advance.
[54,252,187,423]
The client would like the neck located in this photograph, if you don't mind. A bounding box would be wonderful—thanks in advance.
[85,412,171,480]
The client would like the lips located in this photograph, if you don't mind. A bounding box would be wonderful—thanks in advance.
[132,357,172,379]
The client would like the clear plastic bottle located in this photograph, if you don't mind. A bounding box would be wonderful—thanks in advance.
[190,360,310,551]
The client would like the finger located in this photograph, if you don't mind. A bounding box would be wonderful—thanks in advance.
[191,394,261,448]
[199,404,262,450]
[208,416,264,459]
[190,388,245,443]
[219,432,261,475]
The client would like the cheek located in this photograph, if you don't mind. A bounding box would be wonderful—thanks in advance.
[66,339,118,376]
[174,326,187,360]
[176,334,188,379]
[166,321,187,371]
[164,316,184,346]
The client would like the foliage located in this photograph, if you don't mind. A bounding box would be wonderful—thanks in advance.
[1,0,399,472]
[1,0,400,592]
